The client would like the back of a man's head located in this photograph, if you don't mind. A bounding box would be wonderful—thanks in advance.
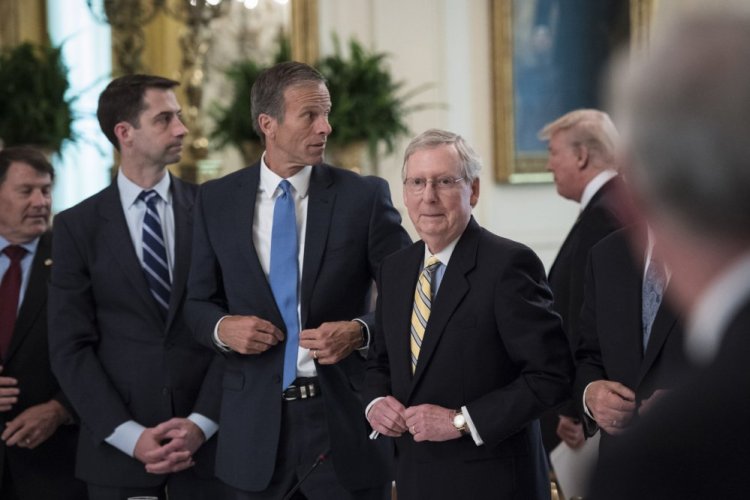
[616,7,750,241]
[97,74,179,151]
[539,109,619,169]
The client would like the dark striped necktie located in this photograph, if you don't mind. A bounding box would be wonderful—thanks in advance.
[138,190,171,320]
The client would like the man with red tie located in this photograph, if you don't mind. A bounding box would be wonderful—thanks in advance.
[0,146,85,499]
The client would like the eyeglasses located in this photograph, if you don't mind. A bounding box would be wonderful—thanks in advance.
[403,176,466,194]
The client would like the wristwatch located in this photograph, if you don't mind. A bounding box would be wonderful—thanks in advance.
[452,410,469,436]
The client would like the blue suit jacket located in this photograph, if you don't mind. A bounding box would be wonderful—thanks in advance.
[186,163,411,492]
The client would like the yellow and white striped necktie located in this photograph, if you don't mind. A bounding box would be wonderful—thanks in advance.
[410,256,441,374]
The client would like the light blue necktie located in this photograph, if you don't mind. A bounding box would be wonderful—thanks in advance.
[642,258,665,351]
[269,180,300,389]
[138,190,171,320]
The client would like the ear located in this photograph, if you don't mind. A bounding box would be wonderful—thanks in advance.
[470,178,480,207]
[258,113,277,141]
[576,145,590,170]
[113,121,132,149]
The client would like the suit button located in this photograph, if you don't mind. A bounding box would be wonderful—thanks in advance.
[273,375,281,383]
[162,387,169,395]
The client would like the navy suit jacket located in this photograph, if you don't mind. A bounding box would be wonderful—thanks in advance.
[186,163,411,492]
[573,228,689,462]
[48,175,222,487]
[365,218,573,499]
[0,232,86,499]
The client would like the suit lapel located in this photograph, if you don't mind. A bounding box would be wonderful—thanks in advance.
[300,165,335,328]
[99,183,164,325]
[166,175,192,331]
[409,220,478,397]
[5,232,52,362]
[637,298,678,386]
[233,165,283,325]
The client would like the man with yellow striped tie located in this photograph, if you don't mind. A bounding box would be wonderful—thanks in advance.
[364,129,573,499]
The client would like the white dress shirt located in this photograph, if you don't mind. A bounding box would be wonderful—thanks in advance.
[580,169,618,211]
[106,169,217,458]
[686,252,750,365]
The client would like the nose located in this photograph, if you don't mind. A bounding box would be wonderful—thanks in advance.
[173,116,189,137]
[316,115,332,137]
[422,181,439,202]
[30,188,50,206]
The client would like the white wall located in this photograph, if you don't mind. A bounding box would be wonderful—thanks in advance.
[318,0,578,268]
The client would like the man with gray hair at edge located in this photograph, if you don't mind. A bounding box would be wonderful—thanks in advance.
[591,6,750,499]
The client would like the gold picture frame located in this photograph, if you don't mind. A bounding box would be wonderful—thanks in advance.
[490,0,654,183]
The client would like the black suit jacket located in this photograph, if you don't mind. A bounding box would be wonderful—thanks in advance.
[591,299,750,499]
[48,175,223,487]
[186,163,411,492]
[365,218,573,499]
[573,228,689,461]
[548,176,628,351]
[0,232,86,499]
[543,176,628,449]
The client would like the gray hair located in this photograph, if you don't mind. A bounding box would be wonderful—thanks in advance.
[614,7,750,239]
[250,61,327,145]
[402,129,482,182]
[539,109,619,168]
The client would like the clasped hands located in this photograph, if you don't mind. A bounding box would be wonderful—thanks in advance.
[134,417,205,474]
[0,367,71,449]
[368,396,462,442]
[218,315,363,364]
[585,380,668,435]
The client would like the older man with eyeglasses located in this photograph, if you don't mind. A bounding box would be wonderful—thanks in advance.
[363,129,573,499]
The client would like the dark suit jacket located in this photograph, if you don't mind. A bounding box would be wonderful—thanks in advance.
[48,175,223,487]
[186,163,411,492]
[0,232,86,499]
[591,299,750,499]
[543,176,628,449]
[364,218,573,499]
[573,228,689,462]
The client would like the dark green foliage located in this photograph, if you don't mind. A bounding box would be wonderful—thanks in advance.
[0,43,74,152]
[209,36,291,149]
[317,36,414,157]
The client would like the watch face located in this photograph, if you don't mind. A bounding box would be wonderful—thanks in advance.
[453,413,466,429]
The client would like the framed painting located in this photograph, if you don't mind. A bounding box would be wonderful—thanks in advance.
[491,0,653,183]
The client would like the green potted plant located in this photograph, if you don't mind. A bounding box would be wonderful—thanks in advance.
[0,42,74,153]
[209,36,290,165]
[317,35,429,171]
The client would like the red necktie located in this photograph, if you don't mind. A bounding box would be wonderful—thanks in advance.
[0,245,26,358]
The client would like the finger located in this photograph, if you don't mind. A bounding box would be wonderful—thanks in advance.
[0,387,20,396]
[0,377,18,387]
[299,329,321,341]
[252,330,281,347]
[2,418,25,442]
[255,319,284,341]
[605,381,636,401]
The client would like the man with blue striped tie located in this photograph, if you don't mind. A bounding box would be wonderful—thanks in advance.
[48,74,227,499]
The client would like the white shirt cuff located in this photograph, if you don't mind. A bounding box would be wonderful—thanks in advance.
[353,318,370,354]
[462,406,484,446]
[188,413,219,441]
[105,420,146,457]
[213,316,232,351]
[583,382,596,420]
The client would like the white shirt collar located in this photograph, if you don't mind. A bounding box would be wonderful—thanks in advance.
[0,235,39,255]
[117,168,172,207]
[580,169,617,211]
[423,235,461,267]
[686,251,750,364]
[259,154,312,200]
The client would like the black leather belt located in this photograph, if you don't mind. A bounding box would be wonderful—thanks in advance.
[282,377,321,401]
